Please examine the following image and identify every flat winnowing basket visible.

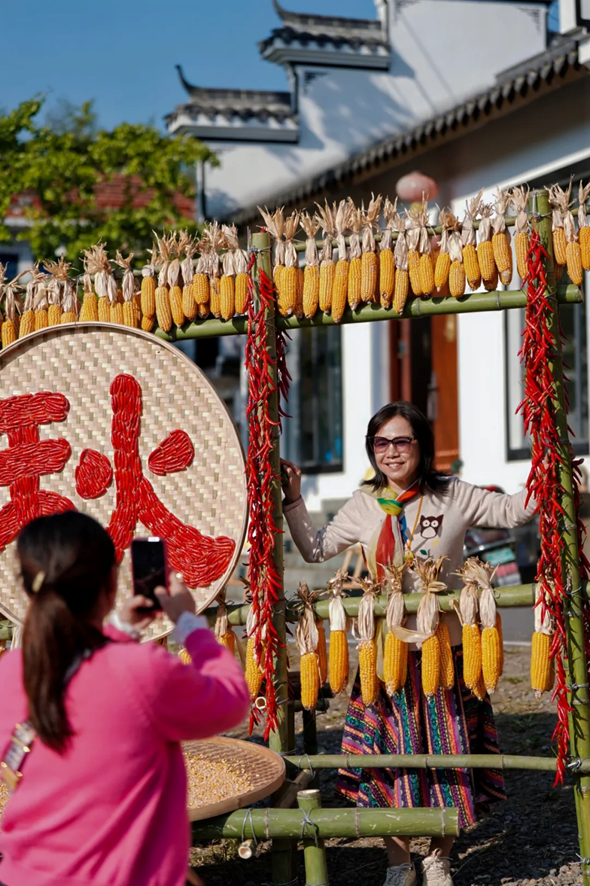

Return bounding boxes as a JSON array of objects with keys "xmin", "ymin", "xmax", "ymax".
[
  {"xmin": 183, "ymin": 737, "xmax": 286, "ymax": 822},
  {"xmin": 0, "ymin": 323, "xmax": 248, "ymax": 641}
]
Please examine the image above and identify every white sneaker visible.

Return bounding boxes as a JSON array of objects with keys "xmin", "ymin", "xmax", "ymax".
[
  {"xmin": 422, "ymin": 849, "xmax": 453, "ymax": 886},
  {"xmin": 383, "ymin": 862, "xmax": 416, "ymax": 886}
]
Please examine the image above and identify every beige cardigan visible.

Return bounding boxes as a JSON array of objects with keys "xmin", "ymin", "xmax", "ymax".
[{"xmin": 284, "ymin": 478, "xmax": 536, "ymax": 646}]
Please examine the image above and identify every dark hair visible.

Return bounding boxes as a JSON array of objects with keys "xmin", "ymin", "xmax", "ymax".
[
  {"xmin": 17, "ymin": 511, "xmax": 116, "ymax": 753},
  {"xmin": 363, "ymin": 401, "xmax": 450, "ymax": 495}
]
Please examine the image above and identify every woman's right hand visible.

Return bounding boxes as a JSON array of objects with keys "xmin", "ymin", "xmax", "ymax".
[
  {"xmin": 155, "ymin": 573, "xmax": 196, "ymax": 624},
  {"xmin": 281, "ymin": 459, "xmax": 302, "ymax": 505}
]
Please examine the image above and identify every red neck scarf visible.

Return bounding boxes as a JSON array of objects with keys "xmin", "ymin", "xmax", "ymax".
[{"xmin": 373, "ymin": 482, "xmax": 421, "ymax": 581}]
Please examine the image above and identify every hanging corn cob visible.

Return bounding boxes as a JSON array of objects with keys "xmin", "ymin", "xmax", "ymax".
[
  {"xmin": 45, "ymin": 258, "xmax": 76, "ymax": 325},
  {"xmin": 393, "ymin": 211, "xmax": 410, "ymax": 313},
  {"xmin": 448, "ymin": 216, "xmax": 466, "ymax": 298},
  {"xmin": 461, "ymin": 192, "xmax": 482, "ymax": 291},
  {"xmin": 360, "ymin": 194, "xmax": 382, "ymax": 303},
  {"xmin": 578, "ymin": 181, "xmax": 590, "ymax": 272},
  {"xmin": 19, "ymin": 267, "xmax": 38, "ymax": 338},
  {"xmin": 326, "ymin": 568, "xmax": 350, "ymax": 695},
  {"xmin": 214, "ymin": 587, "xmax": 238, "ymax": 657},
  {"xmin": 259, "ymin": 206, "xmax": 287, "ymax": 311},
  {"xmin": 435, "ymin": 210, "xmax": 453, "ymax": 293},
  {"xmin": 233, "ymin": 238, "xmax": 250, "ymax": 316},
  {"xmin": 79, "ymin": 271, "xmax": 97, "ymax": 323},
  {"xmin": 562, "ymin": 186, "xmax": 583, "ymax": 285},
  {"xmin": 546, "ymin": 183, "xmax": 569, "ymax": 268},
  {"xmin": 406, "ymin": 207, "xmax": 422, "ymax": 297},
  {"xmin": 296, "ymin": 581, "xmax": 321, "ymax": 711},
  {"xmin": 167, "ymin": 234, "xmax": 184, "ymax": 326},
  {"xmin": 281, "ymin": 211, "xmax": 300, "ymax": 318},
  {"xmin": 193, "ymin": 236, "xmax": 211, "ymax": 319},
  {"xmin": 154, "ymin": 235, "xmax": 173, "ymax": 331},
  {"xmin": 300, "ymin": 213, "xmax": 321, "ymax": 318},
  {"xmin": 332, "ymin": 200, "xmax": 350, "ymax": 324},
  {"xmin": 33, "ymin": 270, "xmax": 49, "ymax": 330},
  {"xmin": 492, "ymin": 189, "xmax": 513, "ymax": 286},
  {"xmin": 180, "ymin": 233, "xmax": 198, "ymax": 322},
  {"xmin": 414, "ymin": 556, "xmax": 447, "ymax": 698},
  {"xmin": 244, "ymin": 602, "xmax": 264, "ymax": 702},
  {"xmin": 357, "ymin": 576, "xmax": 381, "ymax": 706},
  {"xmin": 531, "ymin": 583, "xmax": 555, "ymax": 698},
  {"xmin": 1, "ymin": 271, "xmax": 22, "ymax": 347},
  {"xmin": 454, "ymin": 558, "xmax": 483, "ymax": 694},
  {"xmin": 474, "ymin": 559, "xmax": 502, "ymax": 693},
  {"xmin": 411, "ymin": 202, "xmax": 435, "ymax": 297},
  {"xmin": 139, "ymin": 245, "xmax": 157, "ymax": 331},
  {"xmin": 207, "ymin": 223, "xmax": 224, "ymax": 319},
  {"xmin": 316, "ymin": 202, "xmax": 336, "ymax": 313},
  {"xmin": 379, "ymin": 198, "xmax": 396, "ymax": 309},
  {"xmin": 219, "ymin": 226, "xmax": 237, "ymax": 321},
  {"xmin": 477, "ymin": 204, "xmax": 498, "ymax": 291},
  {"xmin": 60, "ymin": 272, "xmax": 78, "ymax": 324},
  {"xmin": 511, "ymin": 186, "xmax": 530, "ymax": 281},
  {"xmin": 347, "ymin": 200, "xmax": 363, "ymax": 310},
  {"xmin": 382, "ymin": 563, "xmax": 408, "ymax": 696},
  {"xmin": 114, "ymin": 252, "xmax": 138, "ymax": 328},
  {"xmin": 45, "ymin": 261, "xmax": 63, "ymax": 326}
]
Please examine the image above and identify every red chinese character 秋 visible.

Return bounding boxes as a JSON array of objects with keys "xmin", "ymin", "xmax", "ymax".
[{"xmin": 0, "ymin": 375, "xmax": 236, "ymax": 588}]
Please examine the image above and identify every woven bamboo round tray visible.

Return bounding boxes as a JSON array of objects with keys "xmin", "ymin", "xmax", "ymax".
[
  {"xmin": 0, "ymin": 323, "xmax": 247, "ymax": 641},
  {"xmin": 183, "ymin": 737, "xmax": 286, "ymax": 822}
]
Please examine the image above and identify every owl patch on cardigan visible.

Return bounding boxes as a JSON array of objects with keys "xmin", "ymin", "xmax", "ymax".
[{"xmin": 417, "ymin": 514, "xmax": 444, "ymax": 541}]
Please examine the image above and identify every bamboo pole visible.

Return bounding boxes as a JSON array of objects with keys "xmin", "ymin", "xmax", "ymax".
[
  {"xmin": 533, "ymin": 190, "xmax": 590, "ymax": 878},
  {"xmin": 284, "ymin": 753, "xmax": 590, "ymax": 774},
  {"xmin": 298, "ymin": 790, "xmax": 329, "ymax": 886},
  {"xmin": 191, "ymin": 807, "xmax": 459, "ymax": 841},
  {"xmin": 155, "ymin": 286, "xmax": 581, "ymax": 342}
]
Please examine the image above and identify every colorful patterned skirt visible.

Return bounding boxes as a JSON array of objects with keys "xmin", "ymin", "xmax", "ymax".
[{"xmin": 335, "ymin": 647, "xmax": 505, "ymax": 830}]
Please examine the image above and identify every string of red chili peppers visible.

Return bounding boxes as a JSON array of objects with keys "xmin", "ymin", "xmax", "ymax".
[
  {"xmin": 244, "ymin": 255, "xmax": 289, "ymax": 738},
  {"xmin": 518, "ymin": 229, "xmax": 590, "ymax": 782}
]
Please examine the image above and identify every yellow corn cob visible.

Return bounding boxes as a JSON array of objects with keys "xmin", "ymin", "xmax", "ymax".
[
  {"xmin": 419, "ymin": 254, "xmax": 434, "ymax": 297},
  {"xmin": 1, "ymin": 321, "xmax": 16, "ymax": 348},
  {"xmin": 178, "ymin": 648, "xmax": 191, "ymax": 664},
  {"xmin": 449, "ymin": 261, "xmax": 466, "ymax": 298},
  {"xmin": 235, "ymin": 273, "xmax": 249, "ymax": 314},
  {"xmin": 477, "ymin": 240, "xmax": 496, "ymax": 285},
  {"xmin": 141, "ymin": 314, "xmax": 155, "ymax": 332},
  {"xmin": 408, "ymin": 249, "xmax": 422, "ymax": 296},
  {"xmin": 434, "ymin": 252, "xmax": 451, "ymax": 291},
  {"xmin": 210, "ymin": 278, "xmax": 221, "ymax": 318},
  {"xmin": 566, "ymin": 241, "xmax": 583, "ymax": 286},
  {"xmin": 580, "ymin": 226, "xmax": 590, "ymax": 271},
  {"xmin": 514, "ymin": 232, "xmax": 529, "ymax": 281},
  {"xmin": 61, "ymin": 311, "xmax": 77, "ymax": 324},
  {"xmin": 383, "ymin": 631, "xmax": 408, "ymax": 695},
  {"xmin": 198, "ymin": 302, "xmax": 210, "ymax": 319},
  {"xmin": 316, "ymin": 620, "xmax": 328, "ymax": 685},
  {"xmin": 379, "ymin": 249, "xmax": 395, "ymax": 307},
  {"xmin": 19, "ymin": 311, "xmax": 35, "ymax": 338},
  {"xmin": 245, "ymin": 637, "xmax": 263, "ymax": 701},
  {"xmin": 462, "ymin": 244, "xmax": 481, "ymax": 290},
  {"xmin": 462, "ymin": 624, "xmax": 482, "ymax": 689},
  {"xmin": 472, "ymin": 672, "xmax": 487, "ymax": 701},
  {"xmin": 141, "ymin": 276, "xmax": 156, "ymax": 317},
  {"xmin": 319, "ymin": 262, "xmax": 335, "ymax": 313},
  {"xmin": 348, "ymin": 256, "xmax": 362, "ymax": 309},
  {"xmin": 193, "ymin": 273, "xmax": 210, "ymax": 306},
  {"xmin": 328, "ymin": 630, "xmax": 349, "ymax": 696},
  {"xmin": 483, "ymin": 265, "xmax": 499, "ymax": 291},
  {"xmin": 530, "ymin": 630, "xmax": 554, "ymax": 696},
  {"xmin": 278, "ymin": 266, "xmax": 297, "ymax": 317},
  {"xmin": 358, "ymin": 638, "xmax": 378, "ymax": 705},
  {"xmin": 170, "ymin": 285, "xmax": 184, "ymax": 326},
  {"xmin": 97, "ymin": 297, "xmax": 109, "ymax": 323},
  {"xmin": 300, "ymin": 651, "xmax": 320, "ymax": 711},
  {"xmin": 182, "ymin": 284, "xmax": 197, "ymax": 322},
  {"xmin": 110, "ymin": 303, "xmax": 124, "ymax": 325},
  {"xmin": 80, "ymin": 293, "xmax": 98, "ymax": 322},
  {"xmin": 492, "ymin": 231, "xmax": 513, "ymax": 284},
  {"xmin": 48, "ymin": 305, "xmax": 62, "ymax": 326},
  {"xmin": 361, "ymin": 252, "xmax": 378, "ymax": 303},
  {"xmin": 332, "ymin": 259, "xmax": 349, "ymax": 324},
  {"xmin": 303, "ymin": 265, "xmax": 320, "ymax": 318},
  {"xmin": 218, "ymin": 628, "xmax": 237, "ymax": 656},
  {"xmin": 421, "ymin": 634, "xmax": 441, "ymax": 697},
  {"xmin": 220, "ymin": 275, "xmax": 235, "ymax": 321},
  {"xmin": 296, "ymin": 267, "xmax": 304, "ymax": 317},
  {"xmin": 496, "ymin": 612, "xmax": 504, "ymax": 676},
  {"xmin": 273, "ymin": 263, "xmax": 285, "ymax": 297},
  {"xmin": 35, "ymin": 309, "xmax": 48, "ymax": 330},
  {"xmin": 133, "ymin": 293, "xmax": 142, "ymax": 324},
  {"xmin": 481, "ymin": 625, "xmax": 502, "ymax": 693},
  {"xmin": 155, "ymin": 286, "xmax": 172, "ymax": 331},
  {"xmin": 122, "ymin": 301, "xmax": 136, "ymax": 328},
  {"xmin": 436, "ymin": 622, "xmax": 454, "ymax": 690},
  {"xmin": 393, "ymin": 269, "xmax": 409, "ymax": 314},
  {"xmin": 553, "ymin": 227, "xmax": 568, "ymax": 266}
]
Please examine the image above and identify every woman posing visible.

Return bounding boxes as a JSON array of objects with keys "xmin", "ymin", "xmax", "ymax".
[
  {"xmin": 0, "ymin": 511, "xmax": 250, "ymax": 886},
  {"xmin": 281, "ymin": 402, "xmax": 536, "ymax": 886}
]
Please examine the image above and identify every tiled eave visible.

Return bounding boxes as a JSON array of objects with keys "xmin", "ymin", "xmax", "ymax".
[
  {"xmin": 260, "ymin": 32, "xmax": 390, "ymax": 70},
  {"xmin": 166, "ymin": 106, "xmax": 299, "ymax": 144}
]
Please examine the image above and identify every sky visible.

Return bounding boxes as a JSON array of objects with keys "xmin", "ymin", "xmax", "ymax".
[{"xmin": 1, "ymin": 0, "xmax": 376, "ymax": 131}]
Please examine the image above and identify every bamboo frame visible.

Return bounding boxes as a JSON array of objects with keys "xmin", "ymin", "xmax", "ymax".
[{"xmin": 284, "ymin": 754, "xmax": 590, "ymax": 774}]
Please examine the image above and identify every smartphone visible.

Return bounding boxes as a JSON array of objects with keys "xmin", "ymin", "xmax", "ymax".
[{"xmin": 130, "ymin": 537, "xmax": 168, "ymax": 611}]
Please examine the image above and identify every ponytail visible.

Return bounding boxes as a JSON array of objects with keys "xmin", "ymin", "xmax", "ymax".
[{"xmin": 17, "ymin": 512, "xmax": 116, "ymax": 753}]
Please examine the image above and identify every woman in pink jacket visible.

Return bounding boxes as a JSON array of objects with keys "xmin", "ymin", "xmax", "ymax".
[{"xmin": 0, "ymin": 511, "xmax": 250, "ymax": 886}]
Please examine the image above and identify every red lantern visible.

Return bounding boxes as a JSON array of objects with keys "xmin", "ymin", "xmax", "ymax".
[{"xmin": 396, "ymin": 171, "xmax": 439, "ymax": 203}]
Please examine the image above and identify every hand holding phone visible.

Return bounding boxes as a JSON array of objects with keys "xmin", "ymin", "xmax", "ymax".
[
  {"xmin": 131, "ymin": 537, "xmax": 169, "ymax": 612},
  {"xmin": 154, "ymin": 572, "xmax": 197, "ymax": 624}
]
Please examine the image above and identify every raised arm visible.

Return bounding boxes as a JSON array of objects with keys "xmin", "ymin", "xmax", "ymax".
[
  {"xmin": 283, "ymin": 494, "xmax": 362, "ymax": 563},
  {"xmin": 455, "ymin": 480, "xmax": 536, "ymax": 530}
]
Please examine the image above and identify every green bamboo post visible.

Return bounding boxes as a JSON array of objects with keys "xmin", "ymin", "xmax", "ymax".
[
  {"xmin": 251, "ymin": 230, "xmax": 297, "ymax": 886},
  {"xmin": 284, "ymin": 753, "xmax": 590, "ymax": 773},
  {"xmin": 297, "ymin": 790, "xmax": 329, "ymax": 886},
  {"xmin": 533, "ymin": 190, "xmax": 590, "ymax": 875}
]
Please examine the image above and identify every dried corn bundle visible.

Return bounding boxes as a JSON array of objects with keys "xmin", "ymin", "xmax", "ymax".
[
  {"xmin": 214, "ymin": 588, "xmax": 238, "ymax": 657},
  {"xmin": 448, "ymin": 219, "xmax": 465, "ymax": 298},
  {"xmin": 296, "ymin": 266, "xmax": 304, "ymax": 319},
  {"xmin": 546, "ymin": 183, "xmax": 570, "ymax": 268},
  {"xmin": 193, "ymin": 237, "xmax": 211, "ymax": 315},
  {"xmin": 435, "ymin": 210, "xmax": 453, "ymax": 293},
  {"xmin": 167, "ymin": 235, "xmax": 184, "ymax": 326},
  {"xmin": 259, "ymin": 206, "xmax": 287, "ymax": 311},
  {"xmin": 19, "ymin": 267, "xmax": 38, "ymax": 338},
  {"xmin": 454, "ymin": 558, "xmax": 483, "ymax": 693},
  {"xmin": 409, "ymin": 202, "xmax": 434, "ymax": 297},
  {"xmin": 471, "ymin": 559, "xmax": 502, "ymax": 693},
  {"xmin": 180, "ymin": 233, "xmax": 198, "ymax": 322},
  {"xmin": 382, "ymin": 563, "xmax": 408, "ymax": 696},
  {"xmin": 60, "ymin": 276, "xmax": 78, "ymax": 324},
  {"xmin": 244, "ymin": 604, "xmax": 264, "ymax": 702},
  {"xmin": 360, "ymin": 194, "xmax": 382, "ymax": 303},
  {"xmin": 300, "ymin": 213, "xmax": 321, "ymax": 318},
  {"xmin": 296, "ymin": 581, "xmax": 321, "ymax": 711},
  {"xmin": 234, "ymin": 240, "xmax": 250, "ymax": 315},
  {"xmin": 207, "ymin": 223, "xmax": 224, "ymax": 319},
  {"xmin": 406, "ymin": 207, "xmax": 422, "ymax": 297},
  {"xmin": 492, "ymin": 189, "xmax": 513, "ymax": 286},
  {"xmin": 477, "ymin": 204, "xmax": 497, "ymax": 290},
  {"xmin": 393, "ymin": 211, "xmax": 410, "ymax": 313},
  {"xmin": 316, "ymin": 202, "xmax": 336, "ymax": 313},
  {"xmin": 436, "ymin": 621, "xmax": 454, "ymax": 689},
  {"xmin": 511, "ymin": 186, "xmax": 530, "ymax": 281},
  {"xmin": 220, "ymin": 232, "xmax": 236, "ymax": 322},
  {"xmin": 139, "ymin": 245, "xmax": 157, "ymax": 330},
  {"xmin": 563, "ymin": 185, "xmax": 583, "ymax": 285},
  {"xmin": 45, "ymin": 258, "xmax": 77, "ymax": 324},
  {"xmin": 578, "ymin": 182, "xmax": 590, "ymax": 271},
  {"xmin": 33, "ymin": 271, "xmax": 49, "ymax": 330},
  {"xmin": 80, "ymin": 245, "xmax": 101, "ymax": 322},
  {"xmin": 154, "ymin": 235, "xmax": 173, "ymax": 331},
  {"xmin": 1, "ymin": 269, "xmax": 22, "ymax": 347},
  {"xmin": 114, "ymin": 252, "xmax": 138, "ymax": 328},
  {"xmin": 86, "ymin": 244, "xmax": 115, "ymax": 324},
  {"xmin": 326, "ymin": 568, "xmax": 350, "ymax": 696},
  {"xmin": 379, "ymin": 198, "xmax": 396, "ymax": 308},
  {"xmin": 461, "ymin": 192, "xmax": 482, "ymax": 291},
  {"xmin": 414, "ymin": 556, "xmax": 447, "ymax": 698},
  {"xmin": 357, "ymin": 576, "xmax": 381, "ymax": 706},
  {"xmin": 281, "ymin": 211, "xmax": 300, "ymax": 317},
  {"xmin": 332, "ymin": 200, "xmax": 350, "ymax": 324},
  {"xmin": 347, "ymin": 200, "xmax": 363, "ymax": 310},
  {"xmin": 531, "ymin": 583, "xmax": 555, "ymax": 698}
]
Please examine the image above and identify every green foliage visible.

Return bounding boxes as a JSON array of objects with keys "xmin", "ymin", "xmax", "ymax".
[{"xmin": 0, "ymin": 97, "xmax": 216, "ymax": 265}]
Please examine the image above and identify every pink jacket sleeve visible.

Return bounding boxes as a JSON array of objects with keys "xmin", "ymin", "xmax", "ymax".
[{"xmin": 137, "ymin": 628, "xmax": 250, "ymax": 743}]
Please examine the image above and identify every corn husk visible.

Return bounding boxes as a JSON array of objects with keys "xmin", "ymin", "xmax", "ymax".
[
  {"xmin": 357, "ymin": 576, "xmax": 381, "ymax": 644},
  {"xmin": 347, "ymin": 199, "xmax": 363, "ymax": 309},
  {"xmin": 393, "ymin": 211, "xmax": 408, "ymax": 272},
  {"xmin": 295, "ymin": 581, "xmax": 320, "ymax": 656},
  {"xmin": 454, "ymin": 558, "xmax": 482, "ymax": 628},
  {"xmin": 511, "ymin": 185, "xmax": 530, "ymax": 236},
  {"xmin": 546, "ymin": 181, "xmax": 575, "ymax": 241},
  {"xmin": 578, "ymin": 181, "xmax": 590, "ymax": 229},
  {"xmin": 383, "ymin": 562, "xmax": 406, "ymax": 634},
  {"xmin": 413, "ymin": 556, "xmax": 448, "ymax": 645},
  {"xmin": 301, "ymin": 213, "xmax": 320, "ymax": 268},
  {"xmin": 326, "ymin": 567, "xmax": 351, "ymax": 633},
  {"xmin": 45, "ymin": 257, "xmax": 77, "ymax": 318},
  {"xmin": 259, "ymin": 206, "xmax": 286, "ymax": 276}
]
